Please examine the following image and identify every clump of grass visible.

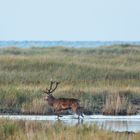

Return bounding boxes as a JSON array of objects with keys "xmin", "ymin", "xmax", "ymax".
[
  {"xmin": 102, "ymin": 93, "xmax": 137, "ymax": 115},
  {"xmin": 21, "ymin": 99, "xmax": 51, "ymax": 115},
  {"xmin": 0, "ymin": 120, "xmax": 20, "ymax": 140},
  {"xmin": 0, "ymin": 86, "xmax": 42, "ymax": 114}
]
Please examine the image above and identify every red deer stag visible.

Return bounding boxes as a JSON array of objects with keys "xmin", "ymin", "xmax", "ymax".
[{"xmin": 43, "ymin": 81, "xmax": 84, "ymax": 119}]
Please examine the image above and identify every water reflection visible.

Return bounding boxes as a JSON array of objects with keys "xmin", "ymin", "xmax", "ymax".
[
  {"xmin": 97, "ymin": 121, "xmax": 140, "ymax": 132},
  {"xmin": 0, "ymin": 115, "xmax": 140, "ymax": 132}
]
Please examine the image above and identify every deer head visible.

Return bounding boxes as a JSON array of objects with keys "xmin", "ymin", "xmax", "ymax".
[{"xmin": 43, "ymin": 80, "xmax": 60, "ymax": 101}]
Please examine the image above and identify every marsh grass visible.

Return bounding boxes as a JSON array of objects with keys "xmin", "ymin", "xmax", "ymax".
[
  {"xmin": 0, "ymin": 45, "xmax": 140, "ymax": 115},
  {"xmin": 0, "ymin": 119, "xmax": 139, "ymax": 140},
  {"xmin": 102, "ymin": 93, "xmax": 137, "ymax": 115}
]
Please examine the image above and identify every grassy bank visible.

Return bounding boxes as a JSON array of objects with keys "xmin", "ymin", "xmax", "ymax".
[
  {"xmin": 0, "ymin": 119, "xmax": 139, "ymax": 140},
  {"xmin": 0, "ymin": 45, "xmax": 140, "ymax": 115}
]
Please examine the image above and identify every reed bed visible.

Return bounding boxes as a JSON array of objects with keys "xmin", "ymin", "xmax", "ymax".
[{"xmin": 0, "ymin": 45, "xmax": 140, "ymax": 115}]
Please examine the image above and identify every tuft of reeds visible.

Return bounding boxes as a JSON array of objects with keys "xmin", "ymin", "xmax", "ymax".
[{"xmin": 102, "ymin": 93, "xmax": 137, "ymax": 115}]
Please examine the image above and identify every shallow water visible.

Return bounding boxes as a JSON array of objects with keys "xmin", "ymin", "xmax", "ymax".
[{"xmin": 0, "ymin": 115, "xmax": 140, "ymax": 133}]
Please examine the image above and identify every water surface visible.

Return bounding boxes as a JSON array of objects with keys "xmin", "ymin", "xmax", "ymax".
[
  {"xmin": 0, "ymin": 115, "xmax": 140, "ymax": 133},
  {"xmin": 1, "ymin": 41, "xmax": 140, "ymax": 48}
]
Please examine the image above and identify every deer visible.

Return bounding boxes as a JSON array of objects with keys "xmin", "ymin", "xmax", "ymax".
[{"xmin": 43, "ymin": 80, "xmax": 84, "ymax": 119}]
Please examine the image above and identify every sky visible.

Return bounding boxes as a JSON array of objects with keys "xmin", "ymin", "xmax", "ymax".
[{"xmin": 0, "ymin": 0, "xmax": 140, "ymax": 41}]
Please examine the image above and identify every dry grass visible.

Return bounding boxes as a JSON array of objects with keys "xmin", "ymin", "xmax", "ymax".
[
  {"xmin": 0, "ymin": 45, "xmax": 140, "ymax": 115},
  {"xmin": 0, "ymin": 119, "xmax": 139, "ymax": 140},
  {"xmin": 102, "ymin": 93, "xmax": 137, "ymax": 115}
]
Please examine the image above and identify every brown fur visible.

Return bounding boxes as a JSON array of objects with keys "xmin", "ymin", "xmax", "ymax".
[{"xmin": 43, "ymin": 81, "xmax": 83, "ymax": 118}]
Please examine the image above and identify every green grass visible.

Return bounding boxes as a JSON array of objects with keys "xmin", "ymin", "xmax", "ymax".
[
  {"xmin": 0, "ymin": 45, "xmax": 140, "ymax": 115},
  {"xmin": 0, "ymin": 119, "xmax": 139, "ymax": 140}
]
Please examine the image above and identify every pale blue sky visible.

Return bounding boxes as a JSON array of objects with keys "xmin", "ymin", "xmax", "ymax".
[{"xmin": 0, "ymin": 0, "xmax": 140, "ymax": 41}]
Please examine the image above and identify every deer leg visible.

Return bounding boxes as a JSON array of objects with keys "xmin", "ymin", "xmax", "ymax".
[
  {"xmin": 55, "ymin": 110, "xmax": 62, "ymax": 118},
  {"xmin": 76, "ymin": 107, "xmax": 84, "ymax": 119},
  {"xmin": 79, "ymin": 107, "xmax": 84, "ymax": 117},
  {"xmin": 71, "ymin": 106, "xmax": 80, "ymax": 119},
  {"xmin": 76, "ymin": 108, "xmax": 80, "ymax": 119},
  {"xmin": 53, "ymin": 109, "xmax": 56, "ymax": 113}
]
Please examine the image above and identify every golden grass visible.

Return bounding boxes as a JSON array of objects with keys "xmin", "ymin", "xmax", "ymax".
[
  {"xmin": 0, "ymin": 119, "xmax": 139, "ymax": 140},
  {"xmin": 0, "ymin": 46, "xmax": 140, "ymax": 115}
]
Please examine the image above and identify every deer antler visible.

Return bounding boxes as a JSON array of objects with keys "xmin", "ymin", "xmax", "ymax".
[
  {"xmin": 49, "ymin": 81, "xmax": 60, "ymax": 93},
  {"xmin": 43, "ymin": 80, "xmax": 60, "ymax": 94},
  {"xmin": 48, "ymin": 80, "xmax": 55, "ymax": 90}
]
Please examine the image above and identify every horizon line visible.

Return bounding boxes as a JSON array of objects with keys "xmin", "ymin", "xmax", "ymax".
[{"xmin": 0, "ymin": 40, "xmax": 140, "ymax": 42}]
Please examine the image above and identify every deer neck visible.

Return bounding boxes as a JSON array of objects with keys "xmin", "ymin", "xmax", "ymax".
[{"xmin": 47, "ymin": 95, "xmax": 55, "ymax": 106}]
